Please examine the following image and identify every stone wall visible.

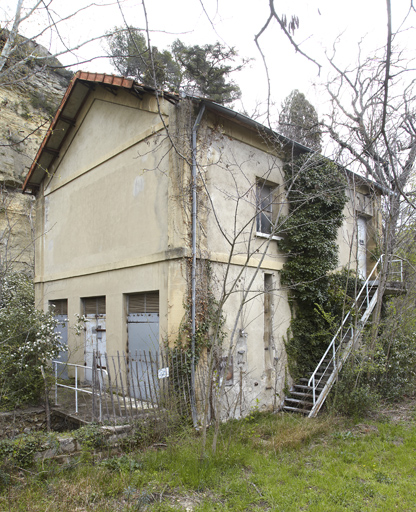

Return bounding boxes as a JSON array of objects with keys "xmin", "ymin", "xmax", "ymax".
[{"xmin": 0, "ymin": 407, "xmax": 47, "ymax": 439}]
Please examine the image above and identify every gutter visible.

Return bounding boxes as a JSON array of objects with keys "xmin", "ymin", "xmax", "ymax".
[{"xmin": 190, "ymin": 102, "xmax": 206, "ymax": 428}]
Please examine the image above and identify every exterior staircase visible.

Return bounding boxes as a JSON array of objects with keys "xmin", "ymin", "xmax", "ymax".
[{"xmin": 283, "ymin": 256, "xmax": 404, "ymax": 418}]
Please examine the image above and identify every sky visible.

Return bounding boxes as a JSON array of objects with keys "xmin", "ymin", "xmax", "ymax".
[{"xmin": 2, "ymin": 0, "xmax": 415, "ymax": 123}]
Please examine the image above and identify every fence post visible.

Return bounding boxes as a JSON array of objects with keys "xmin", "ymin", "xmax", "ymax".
[
  {"xmin": 54, "ymin": 361, "xmax": 58, "ymax": 406},
  {"xmin": 75, "ymin": 365, "xmax": 78, "ymax": 414},
  {"xmin": 92, "ymin": 351, "xmax": 96, "ymax": 422}
]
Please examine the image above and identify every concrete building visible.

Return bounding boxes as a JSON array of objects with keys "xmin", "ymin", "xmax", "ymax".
[{"xmin": 23, "ymin": 72, "xmax": 381, "ymax": 415}]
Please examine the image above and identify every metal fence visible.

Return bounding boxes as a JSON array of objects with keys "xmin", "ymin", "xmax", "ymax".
[{"xmin": 53, "ymin": 349, "xmax": 205, "ymax": 425}]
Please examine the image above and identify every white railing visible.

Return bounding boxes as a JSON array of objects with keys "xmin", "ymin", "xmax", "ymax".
[
  {"xmin": 53, "ymin": 360, "xmax": 108, "ymax": 422},
  {"xmin": 307, "ymin": 255, "xmax": 403, "ymax": 417}
]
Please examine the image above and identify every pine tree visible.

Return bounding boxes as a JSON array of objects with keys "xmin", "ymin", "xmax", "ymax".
[
  {"xmin": 106, "ymin": 29, "xmax": 245, "ymax": 105},
  {"xmin": 106, "ymin": 27, "xmax": 180, "ymax": 91},
  {"xmin": 278, "ymin": 90, "xmax": 322, "ymax": 151}
]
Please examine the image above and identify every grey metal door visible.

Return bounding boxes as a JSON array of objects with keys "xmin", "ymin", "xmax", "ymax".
[
  {"xmin": 127, "ymin": 292, "xmax": 159, "ymax": 401},
  {"xmin": 50, "ymin": 300, "xmax": 69, "ymax": 379},
  {"xmin": 83, "ymin": 296, "xmax": 106, "ymax": 383},
  {"xmin": 55, "ymin": 315, "xmax": 69, "ymax": 379}
]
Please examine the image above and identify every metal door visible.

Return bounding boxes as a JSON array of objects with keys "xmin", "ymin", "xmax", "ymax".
[
  {"xmin": 83, "ymin": 296, "xmax": 106, "ymax": 383},
  {"xmin": 357, "ymin": 217, "xmax": 367, "ymax": 280},
  {"xmin": 50, "ymin": 300, "xmax": 69, "ymax": 379},
  {"xmin": 55, "ymin": 315, "xmax": 69, "ymax": 379},
  {"xmin": 127, "ymin": 292, "xmax": 159, "ymax": 401}
]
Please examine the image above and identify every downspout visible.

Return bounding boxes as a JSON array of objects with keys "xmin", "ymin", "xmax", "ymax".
[{"xmin": 191, "ymin": 102, "xmax": 206, "ymax": 428}]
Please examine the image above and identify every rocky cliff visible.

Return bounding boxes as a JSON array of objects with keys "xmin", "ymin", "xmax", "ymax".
[{"xmin": 0, "ymin": 41, "xmax": 72, "ymax": 273}]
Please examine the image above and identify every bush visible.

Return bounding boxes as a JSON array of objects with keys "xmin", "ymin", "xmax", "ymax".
[
  {"xmin": 329, "ymin": 370, "xmax": 379, "ymax": 418},
  {"xmin": 0, "ymin": 272, "xmax": 63, "ymax": 410},
  {"xmin": 0, "ymin": 432, "xmax": 58, "ymax": 468},
  {"xmin": 376, "ymin": 331, "xmax": 416, "ymax": 400}
]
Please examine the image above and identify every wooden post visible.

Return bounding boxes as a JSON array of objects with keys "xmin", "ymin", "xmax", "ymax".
[{"xmin": 40, "ymin": 365, "xmax": 51, "ymax": 432}]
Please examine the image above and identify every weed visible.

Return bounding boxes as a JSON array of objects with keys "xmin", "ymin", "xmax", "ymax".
[
  {"xmin": 74, "ymin": 423, "xmax": 105, "ymax": 450},
  {"xmin": 0, "ymin": 409, "xmax": 416, "ymax": 511},
  {"xmin": 0, "ymin": 432, "xmax": 58, "ymax": 468},
  {"xmin": 100, "ymin": 454, "xmax": 143, "ymax": 473}
]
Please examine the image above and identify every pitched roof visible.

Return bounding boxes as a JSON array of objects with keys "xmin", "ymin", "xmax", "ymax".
[
  {"xmin": 22, "ymin": 71, "xmax": 179, "ymax": 192},
  {"xmin": 23, "ymin": 71, "xmax": 383, "ymax": 194}
]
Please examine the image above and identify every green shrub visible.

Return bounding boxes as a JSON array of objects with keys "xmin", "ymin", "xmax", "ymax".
[
  {"xmin": 0, "ymin": 272, "xmax": 62, "ymax": 410},
  {"xmin": 74, "ymin": 424, "xmax": 106, "ymax": 450},
  {"xmin": 0, "ymin": 432, "xmax": 58, "ymax": 468}
]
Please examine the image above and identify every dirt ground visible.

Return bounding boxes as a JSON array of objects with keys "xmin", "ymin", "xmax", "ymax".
[{"xmin": 369, "ymin": 395, "xmax": 416, "ymax": 423}]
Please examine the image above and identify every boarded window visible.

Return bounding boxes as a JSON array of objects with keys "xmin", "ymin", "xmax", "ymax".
[
  {"xmin": 49, "ymin": 299, "xmax": 68, "ymax": 316},
  {"xmin": 128, "ymin": 292, "xmax": 159, "ymax": 314},
  {"xmin": 83, "ymin": 296, "xmax": 106, "ymax": 316}
]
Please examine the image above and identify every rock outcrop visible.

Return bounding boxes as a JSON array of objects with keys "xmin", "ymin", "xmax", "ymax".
[{"xmin": 0, "ymin": 39, "xmax": 71, "ymax": 272}]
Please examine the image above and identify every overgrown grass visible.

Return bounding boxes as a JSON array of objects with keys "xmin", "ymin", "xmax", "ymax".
[{"xmin": 1, "ymin": 409, "xmax": 416, "ymax": 511}]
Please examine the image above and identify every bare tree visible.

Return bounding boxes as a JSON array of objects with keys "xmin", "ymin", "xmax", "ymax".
[
  {"xmin": 0, "ymin": 0, "xmax": 121, "ymax": 86},
  {"xmin": 323, "ymin": 36, "xmax": 416, "ymax": 341}
]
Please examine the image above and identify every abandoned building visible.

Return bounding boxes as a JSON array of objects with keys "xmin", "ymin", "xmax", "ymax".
[{"xmin": 23, "ymin": 72, "xmax": 383, "ymax": 418}]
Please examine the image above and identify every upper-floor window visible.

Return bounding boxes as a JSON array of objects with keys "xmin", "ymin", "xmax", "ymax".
[{"xmin": 256, "ymin": 180, "xmax": 280, "ymax": 238}]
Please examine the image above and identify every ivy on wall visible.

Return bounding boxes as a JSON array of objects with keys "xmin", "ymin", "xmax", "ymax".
[{"xmin": 278, "ymin": 153, "xmax": 351, "ymax": 377}]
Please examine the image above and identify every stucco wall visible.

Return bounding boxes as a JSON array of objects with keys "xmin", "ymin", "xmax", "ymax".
[
  {"xmin": 34, "ymin": 90, "xmax": 188, "ymax": 362},
  {"xmin": 32, "ymin": 90, "xmax": 383, "ymax": 416},
  {"xmin": 336, "ymin": 181, "xmax": 381, "ymax": 276},
  {"xmin": 201, "ymin": 117, "xmax": 287, "ymax": 268}
]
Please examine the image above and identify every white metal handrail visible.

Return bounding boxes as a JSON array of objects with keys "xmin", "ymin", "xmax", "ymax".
[
  {"xmin": 307, "ymin": 255, "xmax": 403, "ymax": 412},
  {"xmin": 53, "ymin": 360, "xmax": 108, "ymax": 422}
]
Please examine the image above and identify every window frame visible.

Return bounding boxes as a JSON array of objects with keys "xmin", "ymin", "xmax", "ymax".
[{"xmin": 255, "ymin": 179, "xmax": 283, "ymax": 241}]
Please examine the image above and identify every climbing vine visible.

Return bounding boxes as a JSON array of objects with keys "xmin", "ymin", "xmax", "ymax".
[
  {"xmin": 278, "ymin": 153, "xmax": 352, "ymax": 377},
  {"xmin": 169, "ymin": 258, "xmax": 226, "ymax": 392}
]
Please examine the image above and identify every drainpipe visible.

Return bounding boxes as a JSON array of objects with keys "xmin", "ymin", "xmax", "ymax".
[{"xmin": 191, "ymin": 102, "xmax": 205, "ymax": 428}]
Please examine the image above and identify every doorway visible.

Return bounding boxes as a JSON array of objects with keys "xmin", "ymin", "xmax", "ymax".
[
  {"xmin": 357, "ymin": 217, "xmax": 367, "ymax": 280},
  {"xmin": 50, "ymin": 299, "xmax": 69, "ymax": 379},
  {"xmin": 127, "ymin": 291, "xmax": 159, "ymax": 401},
  {"xmin": 83, "ymin": 296, "xmax": 106, "ymax": 382}
]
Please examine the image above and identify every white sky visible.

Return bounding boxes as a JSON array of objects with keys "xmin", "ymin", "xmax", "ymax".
[{"xmin": 2, "ymin": 0, "xmax": 415, "ymax": 122}]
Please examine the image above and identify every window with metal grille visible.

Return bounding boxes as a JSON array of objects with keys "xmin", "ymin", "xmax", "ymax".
[
  {"xmin": 83, "ymin": 296, "xmax": 106, "ymax": 316},
  {"xmin": 128, "ymin": 292, "xmax": 159, "ymax": 314},
  {"xmin": 49, "ymin": 299, "xmax": 68, "ymax": 316}
]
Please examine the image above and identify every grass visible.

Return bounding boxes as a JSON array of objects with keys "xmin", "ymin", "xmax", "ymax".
[{"xmin": 1, "ymin": 407, "xmax": 416, "ymax": 511}]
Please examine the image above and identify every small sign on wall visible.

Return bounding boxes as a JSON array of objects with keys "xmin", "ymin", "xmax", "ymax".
[{"xmin": 158, "ymin": 367, "xmax": 169, "ymax": 379}]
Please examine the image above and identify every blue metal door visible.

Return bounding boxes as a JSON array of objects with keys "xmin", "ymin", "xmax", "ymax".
[
  {"xmin": 127, "ymin": 292, "xmax": 159, "ymax": 402},
  {"xmin": 55, "ymin": 314, "xmax": 69, "ymax": 379}
]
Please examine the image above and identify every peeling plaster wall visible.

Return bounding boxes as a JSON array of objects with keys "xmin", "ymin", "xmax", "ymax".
[
  {"xmin": 33, "ymin": 91, "xmax": 383, "ymax": 418},
  {"xmin": 336, "ymin": 181, "xmax": 382, "ymax": 277},
  {"xmin": 34, "ymin": 90, "xmax": 187, "ymax": 364},
  {"xmin": 209, "ymin": 262, "xmax": 291, "ymax": 417},
  {"xmin": 194, "ymin": 114, "xmax": 291, "ymax": 415}
]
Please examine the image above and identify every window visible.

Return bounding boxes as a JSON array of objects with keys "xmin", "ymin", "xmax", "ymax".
[{"xmin": 256, "ymin": 180, "xmax": 280, "ymax": 238}]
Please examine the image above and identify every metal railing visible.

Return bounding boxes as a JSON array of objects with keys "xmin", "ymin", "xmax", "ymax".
[
  {"xmin": 307, "ymin": 255, "xmax": 403, "ymax": 417},
  {"xmin": 53, "ymin": 360, "xmax": 108, "ymax": 422},
  {"xmin": 51, "ymin": 349, "xmax": 201, "ymax": 424}
]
